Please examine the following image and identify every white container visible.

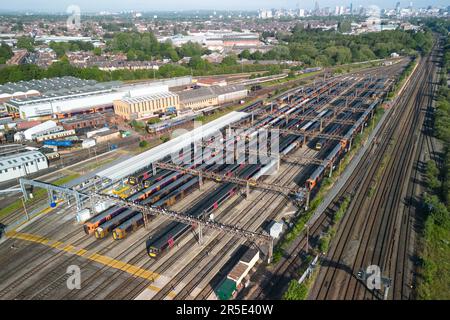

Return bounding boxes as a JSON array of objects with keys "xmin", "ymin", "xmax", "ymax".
[
  {"xmin": 76, "ymin": 209, "xmax": 92, "ymax": 223},
  {"xmin": 94, "ymin": 201, "xmax": 113, "ymax": 214},
  {"xmin": 82, "ymin": 139, "xmax": 96, "ymax": 149},
  {"xmin": 86, "ymin": 127, "xmax": 109, "ymax": 139},
  {"xmin": 269, "ymin": 222, "xmax": 284, "ymax": 239}
]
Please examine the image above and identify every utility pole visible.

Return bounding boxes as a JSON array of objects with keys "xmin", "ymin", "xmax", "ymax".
[
  {"xmin": 21, "ymin": 196, "xmax": 29, "ymax": 221},
  {"xmin": 305, "ymin": 224, "xmax": 310, "ymax": 253}
]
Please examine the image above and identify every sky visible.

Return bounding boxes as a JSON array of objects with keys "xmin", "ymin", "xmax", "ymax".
[{"xmin": 0, "ymin": 0, "xmax": 448, "ymax": 12}]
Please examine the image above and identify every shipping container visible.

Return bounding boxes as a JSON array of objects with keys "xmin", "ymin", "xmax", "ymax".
[{"xmin": 82, "ymin": 139, "xmax": 96, "ymax": 149}]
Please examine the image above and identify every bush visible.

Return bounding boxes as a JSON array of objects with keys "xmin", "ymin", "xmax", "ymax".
[
  {"xmin": 283, "ymin": 280, "xmax": 308, "ymax": 300},
  {"xmin": 139, "ymin": 140, "xmax": 148, "ymax": 148}
]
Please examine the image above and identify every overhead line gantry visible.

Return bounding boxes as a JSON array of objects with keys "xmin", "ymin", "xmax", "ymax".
[
  {"xmin": 196, "ymin": 141, "xmax": 324, "ymax": 166},
  {"xmin": 152, "ymin": 162, "xmax": 306, "ymax": 199},
  {"xmin": 89, "ymin": 192, "xmax": 275, "ymax": 262}
]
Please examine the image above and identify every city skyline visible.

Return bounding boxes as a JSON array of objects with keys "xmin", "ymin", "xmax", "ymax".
[{"xmin": 0, "ymin": 0, "xmax": 448, "ymax": 13}]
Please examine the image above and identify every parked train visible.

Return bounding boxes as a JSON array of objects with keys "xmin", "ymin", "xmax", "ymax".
[
  {"xmin": 306, "ymin": 100, "xmax": 380, "ymax": 191},
  {"xmin": 146, "ymin": 114, "xmax": 197, "ymax": 134},
  {"xmin": 146, "ymin": 164, "xmax": 260, "ymax": 258}
]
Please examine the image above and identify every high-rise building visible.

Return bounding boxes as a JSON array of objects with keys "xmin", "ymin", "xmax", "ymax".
[{"xmin": 314, "ymin": 1, "xmax": 320, "ymax": 14}]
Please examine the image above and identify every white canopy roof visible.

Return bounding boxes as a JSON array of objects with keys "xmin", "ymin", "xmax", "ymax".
[{"xmin": 97, "ymin": 111, "xmax": 248, "ymax": 181}]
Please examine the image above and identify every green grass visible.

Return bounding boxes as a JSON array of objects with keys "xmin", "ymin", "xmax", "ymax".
[
  {"xmin": 416, "ymin": 40, "xmax": 450, "ymax": 299},
  {"xmin": 283, "ymin": 280, "xmax": 309, "ymax": 300},
  {"xmin": 83, "ymin": 158, "xmax": 117, "ymax": 171},
  {"xmin": 417, "ymin": 213, "xmax": 450, "ymax": 299},
  {"xmin": 282, "ymin": 255, "xmax": 319, "ymax": 300}
]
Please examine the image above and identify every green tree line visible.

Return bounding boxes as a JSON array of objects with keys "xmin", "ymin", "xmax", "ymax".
[
  {"xmin": 418, "ymin": 31, "xmax": 450, "ymax": 300},
  {"xmin": 243, "ymin": 28, "xmax": 432, "ymax": 67},
  {"xmin": 0, "ymin": 59, "xmax": 285, "ymax": 85}
]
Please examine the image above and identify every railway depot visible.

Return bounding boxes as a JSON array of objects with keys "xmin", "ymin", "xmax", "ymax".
[{"xmin": 0, "ymin": 58, "xmax": 418, "ymax": 300}]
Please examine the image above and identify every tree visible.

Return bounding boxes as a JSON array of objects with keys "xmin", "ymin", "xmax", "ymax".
[
  {"xmin": 221, "ymin": 55, "xmax": 238, "ymax": 66},
  {"xmin": 0, "ymin": 42, "xmax": 13, "ymax": 64},
  {"xmin": 250, "ymin": 51, "xmax": 264, "ymax": 61},
  {"xmin": 178, "ymin": 41, "xmax": 203, "ymax": 58},
  {"xmin": 338, "ymin": 21, "xmax": 352, "ymax": 33},
  {"xmin": 283, "ymin": 280, "xmax": 308, "ymax": 300},
  {"xmin": 188, "ymin": 56, "xmax": 211, "ymax": 70},
  {"xmin": 93, "ymin": 47, "xmax": 102, "ymax": 56},
  {"xmin": 16, "ymin": 36, "xmax": 35, "ymax": 52},
  {"xmin": 239, "ymin": 49, "xmax": 251, "ymax": 60}
]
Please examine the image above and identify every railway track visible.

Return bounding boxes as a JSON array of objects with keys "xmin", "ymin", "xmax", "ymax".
[
  {"xmin": 241, "ymin": 63, "xmax": 407, "ymax": 300},
  {"xmin": 0, "ymin": 62, "xmax": 405, "ymax": 300},
  {"xmin": 170, "ymin": 163, "xmax": 299, "ymax": 300},
  {"xmin": 310, "ymin": 46, "xmax": 439, "ymax": 300},
  {"xmin": 390, "ymin": 43, "xmax": 440, "ymax": 300}
]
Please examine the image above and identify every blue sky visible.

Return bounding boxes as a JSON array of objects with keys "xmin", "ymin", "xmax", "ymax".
[{"xmin": 1, "ymin": 0, "xmax": 448, "ymax": 12}]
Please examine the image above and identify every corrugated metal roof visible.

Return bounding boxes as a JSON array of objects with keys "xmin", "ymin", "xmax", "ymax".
[
  {"xmin": 211, "ymin": 84, "xmax": 247, "ymax": 96},
  {"xmin": 179, "ymin": 85, "xmax": 247, "ymax": 104},
  {"xmin": 119, "ymin": 91, "xmax": 178, "ymax": 105},
  {"xmin": 96, "ymin": 111, "xmax": 249, "ymax": 181},
  {"xmin": 0, "ymin": 150, "xmax": 46, "ymax": 171},
  {"xmin": 23, "ymin": 120, "xmax": 57, "ymax": 140},
  {"xmin": 179, "ymin": 87, "xmax": 216, "ymax": 104}
]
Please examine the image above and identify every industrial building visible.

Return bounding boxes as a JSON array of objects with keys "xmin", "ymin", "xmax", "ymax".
[
  {"xmin": 0, "ymin": 77, "xmax": 99, "ymax": 105},
  {"xmin": 0, "ymin": 150, "xmax": 48, "ymax": 182},
  {"xmin": 93, "ymin": 129, "xmax": 121, "ymax": 143},
  {"xmin": 19, "ymin": 120, "xmax": 59, "ymax": 141},
  {"xmin": 179, "ymin": 85, "xmax": 248, "ymax": 110},
  {"xmin": 2, "ymin": 76, "xmax": 191, "ymax": 120},
  {"xmin": 178, "ymin": 88, "xmax": 218, "ymax": 110},
  {"xmin": 113, "ymin": 92, "xmax": 180, "ymax": 120},
  {"xmin": 60, "ymin": 113, "xmax": 110, "ymax": 131},
  {"xmin": 35, "ymin": 129, "xmax": 76, "ymax": 143}
]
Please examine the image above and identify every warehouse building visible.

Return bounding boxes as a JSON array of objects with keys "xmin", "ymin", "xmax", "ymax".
[
  {"xmin": 213, "ymin": 85, "xmax": 248, "ymax": 104},
  {"xmin": 5, "ymin": 84, "xmax": 168, "ymax": 120},
  {"xmin": 93, "ymin": 129, "xmax": 121, "ymax": 143},
  {"xmin": 19, "ymin": 120, "xmax": 59, "ymax": 141},
  {"xmin": 0, "ymin": 77, "xmax": 98, "ymax": 105},
  {"xmin": 35, "ymin": 129, "xmax": 76, "ymax": 143},
  {"xmin": 179, "ymin": 85, "xmax": 248, "ymax": 110},
  {"xmin": 113, "ymin": 92, "xmax": 180, "ymax": 120},
  {"xmin": 178, "ymin": 87, "xmax": 218, "ymax": 110},
  {"xmin": 2, "ymin": 76, "xmax": 176, "ymax": 120},
  {"xmin": 0, "ymin": 150, "xmax": 48, "ymax": 182}
]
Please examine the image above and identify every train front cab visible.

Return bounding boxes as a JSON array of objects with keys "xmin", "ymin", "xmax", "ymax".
[
  {"xmin": 306, "ymin": 178, "xmax": 317, "ymax": 191},
  {"xmin": 84, "ymin": 223, "xmax": 98, "ymax": 235},
  {"xmin": 112, "ymin": 228, "xmax": 125, "ymax": 240},
  {"xmin": 148, "ymin": 246, "xmax": 159, "ymax": 258},
  {"xmin": 340, "ymin": 138, "xmax": 350, "ymax": 151}
]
